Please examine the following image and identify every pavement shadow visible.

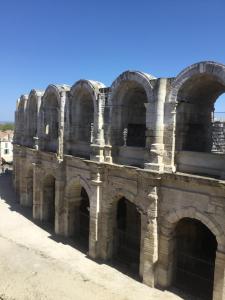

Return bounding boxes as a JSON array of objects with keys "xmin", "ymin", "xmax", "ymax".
[
  {"xmin": 0, "ymin": 170, "xmax": 90, "ymax": 256},
  {"xmin": 0, "ymin": 171, "xmax": 146, "ymax": 280}
]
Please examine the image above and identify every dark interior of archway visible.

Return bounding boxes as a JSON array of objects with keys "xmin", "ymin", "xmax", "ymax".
[
  {"xmin": 173, "ymin": 218, "xmax": 217, "ymax": 299},
  {"xmin": 126, "ymin": 88, "xmax": 146, "ymax": 147},
  {"xmin": 77, "ymin": 187, "xmax": 90, "ymax": 250},
  {"xmin": 117, "ymin": 83, "xmax": 147, "ymax": 147},
  {"xmin": 43, "ymin": 176, "xmax": 55, "ymax": 227},
  {"xmin": 43, "ymin": 95, "xmax": 59, "ymax": 152},
  {"xmin": 27, "ymin": 98, "xmax": 37, "ymax": 147},
  {"xmin": 113, "ymin": 197, "xmax": 141, "ymax": 277},
  {"xmin": 176, "ymin": 74, "xmax": 225, "ymax": 152},
  {"xmin": 78, "ymin": 93, "xmax": 94, "ymax": 143}
]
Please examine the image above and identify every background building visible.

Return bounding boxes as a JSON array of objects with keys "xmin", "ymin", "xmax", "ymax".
[{"xmin": 0, "ymin": 130, "xmax": 13, "ymax": 163}]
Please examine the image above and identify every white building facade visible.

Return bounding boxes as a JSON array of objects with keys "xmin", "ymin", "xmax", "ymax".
[{"xmin": 0, "ymin": 130, "xmax": 13, "ymax": 163}]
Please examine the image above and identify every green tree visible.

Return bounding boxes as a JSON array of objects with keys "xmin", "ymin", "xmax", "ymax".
[{"xmin": 0, "ymin": 123, "xmax": 14, "ymax": 131}]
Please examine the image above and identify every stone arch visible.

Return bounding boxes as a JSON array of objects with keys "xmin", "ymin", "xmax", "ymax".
[
  {"xmin": 109, "ymin": 71, "xmax": 155, "ymax": 152},
  {"xmin": 70, "ymin": 80, "xmax": 105, "ymax": 111},
  {"xmin": 18, "ymin": 94, "xmax": 28, "ymax": 112},
  {"xmin": 107, "ymin": 188, "xmax": 137, "ymax": 207},
  {"xmin": 41, "ymin": 173, "xmax": 56, "ymax": 227},
  {"xmin": 65, "ymin": 175, "xmax": 92, "ymax": 203},
  {"xmin": 64, "ymin": 175, "xmax": 91, "ymax": 250},
  {"xmin": 162, "ymin": 207, "xmax": 225, "ymax": 251},
  {"xmin": 40, "ymin": 84, "xmax": 69, "ymax": 152},
  {"xmin": 102, "ymin": 187, "xmax": 142, "ymax": 277},
  {"xmin": 68, "ymin": 80, "xmax": 105, "ymax": 156},
  {"xmin": 16, "ymin": 94, "xmax": 28, "ymax": 145},
  {"xmin": 168, "ymin": 61, "xmax": 225, "ymax": 104},
  {"xmin": 159, "ymin": 207, "xmax": 225, "ymax": 299},
  {"xmin": 26, "ymin": 89, "xmax": 43, "ymax": 147},
  {"xmin": 110, "ymin": 71, "xmax": 155, "ymax": 103},
  {"xmin": 168, "ymin": 61, "xmax": 225, "ymax": 153}
]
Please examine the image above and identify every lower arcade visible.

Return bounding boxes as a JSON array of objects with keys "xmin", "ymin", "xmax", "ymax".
[{"xmin": 14, "ymin": 146, "xmax": 225, "ymax": 300}]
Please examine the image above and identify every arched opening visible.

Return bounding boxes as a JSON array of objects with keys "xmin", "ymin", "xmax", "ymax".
[
  {"xmin": 42, "ymin": 175, "xmax": 56, "ymax": 228},
  {"xmin": 26, "ymin": 168, "xmax": 33, "ymax": 207},
  {"xmin": 113, "ymin": 197, "xmax": 141, "ymax": 276},
  {"xmin": 172, "ymin": 218, "xmax": 217, "ymax": 299},
  {"xmin": 42, "ymin": 94, "xmax": 59, "ymax": 152},
  {"xmin": 78, "ymin": 188, "xmax": 90, "ymax": 249},
  {"xmin": 176, "ymin": 74, "xmax": 225, "ymax": 153},
  {"xmin": 17, "ymin": 97, "xmax": 27, "ymax": 145},
  {"xmin": 27, "ymin": 95, "xmax": 38, "ymax": 148},
  {"xmin": 78, "ymin": 96, "xmax": 94, "ymax": 143},
  {"xmin": 66, "ymin": 185, "xmax": 90, "ymax": 251},
  {"xmin": 69, "ymin": 89, "xmax": 94, "ymax": 158},
  {"xmin": 112, "ymin": 82, "xmax": 147, "ymax": 148}
]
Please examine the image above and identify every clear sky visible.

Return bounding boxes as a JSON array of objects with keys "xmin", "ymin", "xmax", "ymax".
[{"xmin": 1, "ymin": 0, "xmax": 225, "ymax": 121}]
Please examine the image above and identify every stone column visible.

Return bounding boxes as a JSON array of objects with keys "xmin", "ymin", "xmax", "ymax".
[
  {"xmin": 55, "ymin": 177, "xmax": 66, "ymax": 235},
  {"xmin": 19, "ymin": 152, "xmax": 27, "ymax": 206},
  {"xmin": 103, "ymin": 89, "xmax": 113, "ymax": 163},
  {"xmin": 13, "ymin": 147, "xmax": 20, "ymax": 199},
  {"xmin": 163, "ymin": 101, "xmax": 177, "ymax": 172},
  {"xmin": 63, "ymin": 94, "xmax": 70, "ymax": 154},
  {"xmin": 99, "ymin": 199, "xmax": 116, "ymax": 260},
  {"xmin": 34, "ymin": 92, "xmax": 43, "ymax": 150},
  {"xmin": 88, "ymin": 170, "xmax": 103, "ymax": 259},
  {"xmin": 213, "ymin": 250, "xmax": 225, "ymax": 300},
  {"xmin": 90, "ymin": 91, "xmax": 105, "ymax": 162},
  {"xmin": 141, "ymin": 187, "xmax": 158, "ymax": 287},
  {"xmin": 145, "ymin": 79, "xmax": 167, "ymax": 172},
  {"xmin": 33, "ymin": 161, "xmax": 42, "ymax": 220},
  {"xmin": 57, "ymin": 91, "xmax": 66, "ymax": 160},
  {"xmin": 156, "ymin": 234, "xmax": 175, "ymax": 288}
]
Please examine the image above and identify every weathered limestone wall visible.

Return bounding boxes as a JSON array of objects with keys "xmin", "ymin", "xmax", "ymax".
[
  {"xmin": 13, "ymin": 61, "xmax": 225, "ymax": 300},
  {"xmin": 14, "ymin": 144, "xmax": 225, "ymax": 299}
]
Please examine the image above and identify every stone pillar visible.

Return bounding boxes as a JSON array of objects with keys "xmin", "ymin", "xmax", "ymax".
[
  {"xmin": 103, "ymin": 89, "xmax": 113, "ymax": 163},
  {"xmin": 63, "ymin": 94, "xmax": 70, "ymax": 154},
  {"xmin": 141, "ymin": 187, "xmax": 158, "ymax": 287},
  {"xmin": 13, "ymin": 147, "xmax": 20, "ymax": 199},
  {"xmin": 98, "ymin": 198, "xmax": 115, "ymax": 260},
  {"xmin": 57, "ymin": 91, "xmax": 66, "ymax": 159},
  {"xmin": 213, "ymin": 251, "xmax": 225, "ymax": 300},
  {"xmin": 55, "ymin": 177, "xmax": 66, "ymax": 235},
  {"xmin": 156, "ymin": 234, "xmax": 175, "ymax": 288},
  {"xmin": 19, "ymin": 152, "xmax": 27, "ymax": 206},
  {"xmin": 145, "ymin": 79, "xmax": 167, "ymax": 172},
  {"xmin": 33, "ymin": 92, "xmax": 43, "ymax": 150},
  {"xmin": 91, "ymin": 92, "xmax": 105, "ymax": 162},
  {"xmin": 33, "ymin": 161, "xmax": 42, "ymax": 220},
  {"xmin": 88, "ymin": 170, "xmax": 103, "ymax": 259},
  {"xmin": 163, "ymin": 91, "xmax": 177, "ymax": 173}
]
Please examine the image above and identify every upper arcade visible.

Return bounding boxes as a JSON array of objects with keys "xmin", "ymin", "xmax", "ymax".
[{"xmin": 14, "ymin": 61, "xmax": 225, "ymax": 179}]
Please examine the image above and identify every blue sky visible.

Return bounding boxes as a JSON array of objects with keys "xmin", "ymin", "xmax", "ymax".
[{"xmin": 1, "ymin": 0, "xmax": 225, "ymax": 121}]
